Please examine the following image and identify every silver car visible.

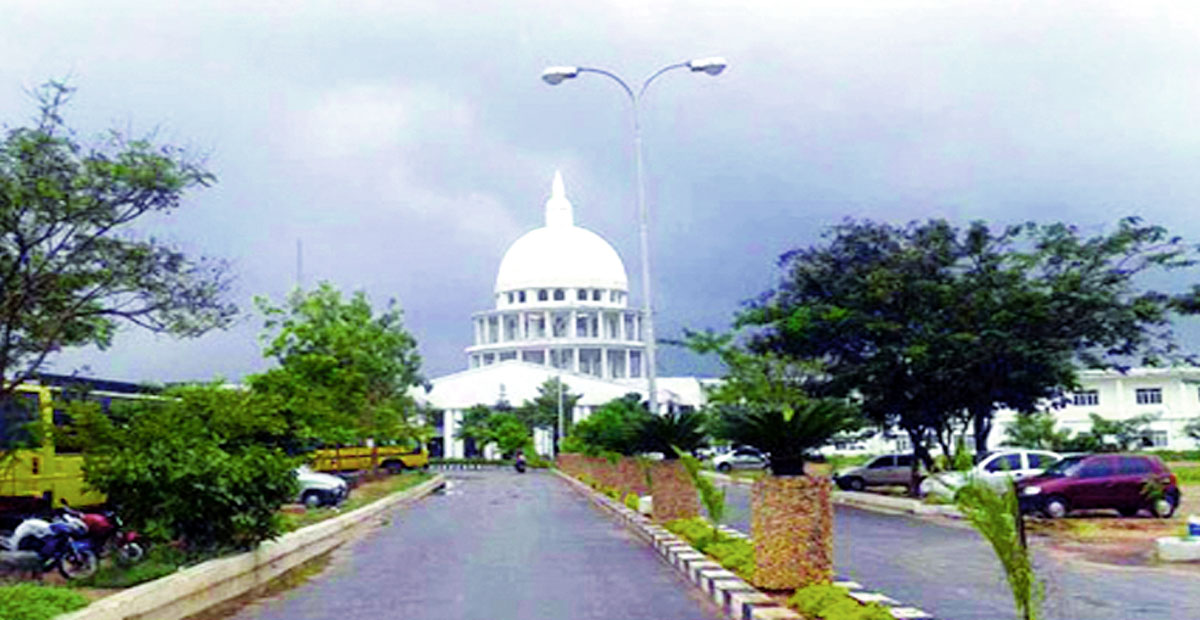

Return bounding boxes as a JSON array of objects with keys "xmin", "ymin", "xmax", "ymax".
[{"xmin": 834, "ymin": 453, "xmax": 922, "ymax": 491}]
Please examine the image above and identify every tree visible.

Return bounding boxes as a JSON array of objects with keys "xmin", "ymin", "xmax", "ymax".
[
  {"xmin": 570, "ymin": 393, "xmax": 651, "ymax": 455},
  {"xmin": 1002, "ymin": 412, "xmax": 1073, "ymax": 451},
  {"xmin": 515, "ymin": 377, "xmax": 581, "ymax": 448},
  {"xmin": 454, "ymin": 405, "xmax": 530, "ymax": 457},
  {"xmin": 249, "ymin": 282, "xmax": 426, "ymax": 454},
  {"xmin": 637, "ymin": 410, "xmax": 708, "ymax": 459},
  {"xmin": 739, "ymin": 217, "xmax": 1200, "ymax": 469},
  {"xmin": 1067, "ymin": 412, "xmax": 1159, "ymax": 452},
  {"xmin": 689, "ymin": 332, "xmax": 862, "ymax": 476},
  {"xmin": 0, "ymin": 82, "xmax": 236, "ymax": 463}
]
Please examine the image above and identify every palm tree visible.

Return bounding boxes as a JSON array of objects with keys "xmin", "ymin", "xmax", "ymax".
[
  {"xmin": 711, "ymin": 400, "xmax": 859, "ymax": 475},
  {"xmin": 637, "ymin": 410, "xmax": 707, "ymax": 458}
]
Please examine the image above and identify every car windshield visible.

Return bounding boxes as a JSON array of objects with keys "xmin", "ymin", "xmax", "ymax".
[{"xmin": 1040, "ymin": 455, "xmax": 1085, "ymax": 476}]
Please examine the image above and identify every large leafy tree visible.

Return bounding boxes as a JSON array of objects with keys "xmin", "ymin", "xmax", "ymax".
[
  {"xmin": 740, "ymin": 218, "xmax": 1200, "ymax": 470},
  {"xmin": 0, "ymin": 83, "xmax": 236, "ymax": 462},
  {"xmin": 249, "ymin": 282, "xmax": 426, "ymax": 451}
]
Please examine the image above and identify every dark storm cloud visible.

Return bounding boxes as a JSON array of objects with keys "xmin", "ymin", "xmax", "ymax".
[{"xmin": 2, "ymin": 1, "xmax": 1199, "ymax": 381}]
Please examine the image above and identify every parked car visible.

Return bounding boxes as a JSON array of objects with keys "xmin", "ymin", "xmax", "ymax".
[
  {"xmin": 711, "ymin": 447, "xmax": 769, "ymax": 473},
  {"xmin": 1016, "ymin": 453, "xmax": 1180, "ymax": 518},
  {"xmin": 295, "ymin": 465, "xmax": 349, "ymax": 508},
  {"xmin": 919, "ymin": 449, "xmax": 1062, "ymax": 499},
  {"xmin": 834, "ymin": 453, "xmax": 923, "ymax": 491}
]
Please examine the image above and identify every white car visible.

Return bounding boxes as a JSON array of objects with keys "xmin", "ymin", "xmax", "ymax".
[
  {"xmin": 711, "ymin": 447, "xmax": 769, "ymax": 473},
  {"xmin": 919, "ymin": 449, "xmax": 1061, "ymax": 499},
  {"xmin": 295, "ymin": 465, "xmax": 349, "ymax": 508}
]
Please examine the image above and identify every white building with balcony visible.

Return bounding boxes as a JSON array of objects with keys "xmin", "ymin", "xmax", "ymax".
[{"xmin": 422, "ymin": 172, "xmax": 709, "ymax": 458}]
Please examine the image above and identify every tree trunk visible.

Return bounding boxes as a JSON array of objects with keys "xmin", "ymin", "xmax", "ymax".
[
  {"xmin": 972, "ymin": 411, "xmax": 992, "ymax": 455},
  {"xmin": 751, "ymin": 475, "xmax": 833, "ymax": 590}
]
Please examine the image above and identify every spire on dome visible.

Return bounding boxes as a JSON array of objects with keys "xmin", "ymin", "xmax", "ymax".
[{"xmin": 544, "ymin": 170, "xmax": 574, "ymax": 227}]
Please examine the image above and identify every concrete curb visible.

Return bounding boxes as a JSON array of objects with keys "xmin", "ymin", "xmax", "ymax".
[
  {"xmin": 58, "ymin": 474, "xmax": 446, "ymax": 620},
  {"xmin": 703, "ymin": 471, "xmax": 964, "ymax": 520},
  {"xmin": 554, "ymin": 469, "xmax": 939, "ymax": 620}
]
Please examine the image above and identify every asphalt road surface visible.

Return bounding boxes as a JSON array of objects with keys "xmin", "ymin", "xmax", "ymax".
[
  {"xmin": 230, "ymin": 470, "xmax": 723, "ymax": 620},
  {"xmin": 719, "ymin": 480, "xmax": 1200, "ymax": 620}
]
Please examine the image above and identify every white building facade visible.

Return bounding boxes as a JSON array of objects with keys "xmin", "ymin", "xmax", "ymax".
[
  {"xmin": 421, "ymin": 173, "xmax": 709, "ymax": 458},
  {"xmin": 826, "ymin": 368, "xmax": 1200, "ymax": 456}
]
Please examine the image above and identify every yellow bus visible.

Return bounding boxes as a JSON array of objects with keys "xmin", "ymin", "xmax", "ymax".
[
  {"xmin": 311, "ymin": 442, "xmax": 429, "ymax": 475},
  {"xmin": 0, "ymin": 375, "xmax": 157, "ymax": 513}
]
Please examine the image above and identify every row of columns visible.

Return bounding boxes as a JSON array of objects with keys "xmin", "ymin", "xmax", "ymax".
[
  {"xmin": 474, "ymin": 309, "xmax": 641, "ymax": 346},
  {"xmin": 471, "ymin": 347, "xmax": 643, "ymax": 380}
]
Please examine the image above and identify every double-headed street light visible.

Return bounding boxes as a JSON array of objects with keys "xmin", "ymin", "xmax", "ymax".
[{"xmin": 540, "ymin": 57, "xmax": 726, "ymax": 416}]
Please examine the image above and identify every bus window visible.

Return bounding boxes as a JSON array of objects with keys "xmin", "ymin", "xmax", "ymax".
[{"xmin": 0, "ymin": 393, "xmax": 40, "ymax": 448}]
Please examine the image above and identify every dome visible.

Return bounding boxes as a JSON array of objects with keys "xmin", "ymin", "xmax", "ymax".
[{"xmin": 494, "ymin": 172, "xmax": 628, "ymax": 294}]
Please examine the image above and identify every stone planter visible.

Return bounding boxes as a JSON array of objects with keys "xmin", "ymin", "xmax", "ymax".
[
  {"xmin": 650, "ymin": 460, "xmax": 699, "ymax": 523},
  {"xmin": 751, "ymin": 475, "xmax": 833, "ymax": 590},
  {"xmin": 618, "ymin": 457, "xmax": 651, "ymax": 496}
]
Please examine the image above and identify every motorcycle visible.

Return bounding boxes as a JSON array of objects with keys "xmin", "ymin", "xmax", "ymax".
[
  {"xmin": 514, "ymin": 452, "xmax": 527, "ymax": 473},
  {"xmin": 0, "ymin": 511, "xmax": 98, "ymax": 579},
  {"xmin": 61, "ymin": 501, "xmax": 146, "ymax": 565}
]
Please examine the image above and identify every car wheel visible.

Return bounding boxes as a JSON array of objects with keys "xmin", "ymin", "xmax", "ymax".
[
  {"xmin": 1042, "ymin": 495, "xmax": 1069, "ymax": 519},
  {"xmin": 1117, "ymin": 506, "xmax": 1140, "ymax": 518},
  {"xmin": 301, "ymin": 491, "xmax": 323, "ymax": 509},
  {"xmin": 384, "ymin": 461, "xmax": 405, "ymax": 475},
  {"xmin": 843, "ymin": 477, "xmax": 865, "ymax": 492},
  {"xmin": 59, "ymin": 547, "xmax": 98, "ymax": 580},
  {"xmin": 717, "ymin": 463, "xmax": 732, "ymax": 474},
  {"xmin": 1150, "ymin": 497, "xmax": 1178, "ymax": 519}
]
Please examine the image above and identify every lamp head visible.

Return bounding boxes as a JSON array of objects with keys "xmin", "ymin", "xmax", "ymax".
[
  {"xmin": 541, "ymin": 66, "xmax": 580, "ymax": 85},
  {"xmin": 688, "ymin": 57, "xmax": 728, "ymax": 76}
]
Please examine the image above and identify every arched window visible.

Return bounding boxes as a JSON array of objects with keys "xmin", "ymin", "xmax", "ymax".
[
  {"xmin": 554, "ymin": 289, "xmax": 565, "ymax": 301},
  {"xmin": 538, "ymin": 289, "xmax": 548, "ymax": 301},
  {"xmin": 518, "ymin": 291, "xmax": 527, "ymax": 303},
  {"xmin": 577, "ymin": 289, "xmax": 587, "ymax": 301},
  {"xmin": 592, "ymin": 289, "xmax": 602, "ymax": 301}
]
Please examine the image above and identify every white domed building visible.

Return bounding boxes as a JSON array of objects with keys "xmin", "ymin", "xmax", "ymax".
[{"xmin": 423, "ymin": 172, "xmax": 709, "ymax": 458}]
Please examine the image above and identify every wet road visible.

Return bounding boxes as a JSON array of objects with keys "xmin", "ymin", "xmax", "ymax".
[
  {"xmin": 720, "ymin": 480, "xmax": 1200, "ymax": 620},
  {"xmin": 231, "ymin": 470, "xmax": 723, "ymax": 620}
]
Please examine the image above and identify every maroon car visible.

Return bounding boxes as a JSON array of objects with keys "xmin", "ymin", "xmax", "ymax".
[{"xmin": 1016, "ymin": 453, "xmax": 1179, "ymax": 519}]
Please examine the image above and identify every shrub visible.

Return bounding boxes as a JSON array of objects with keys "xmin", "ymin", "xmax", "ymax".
[
  {"xmin": 676, "ymin": 448, "xmax": 727, "ymax": 533},
  {"xmin": 704, "ymin": 538, "xmax": 755, "ymax": 580},
  {"xmin": 76, "ymin": 384, "xmax": 298, "ymax": 551},
  {"xmin": 0, "ymin": 584, "xmax": 89, "ymax": 620},
  {"xmin": 624, "ymin": 492, "xmax": 640, "ymax": 511},
  {"xmin": 788, "ymin": 583, "xmax": 895, "ymax": 620}
]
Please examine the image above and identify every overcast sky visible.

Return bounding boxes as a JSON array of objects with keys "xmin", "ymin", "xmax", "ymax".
[{"xmin": 4, "ymin": 1, "xmax": 1200, "ymax": 384}]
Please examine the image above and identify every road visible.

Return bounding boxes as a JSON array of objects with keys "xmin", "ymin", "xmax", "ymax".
[
  {"xmin": 720, "ymin": 480, "xmax": 1200, "ymax": 620},
  {"xmin": 230, "ymin": 470, "xmax": 723, "ymax": 620}
]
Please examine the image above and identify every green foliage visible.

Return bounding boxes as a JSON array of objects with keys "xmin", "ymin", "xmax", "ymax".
[
  {"xmin": 624, "ymin": 491, "xmax": 640, "ymax": 511},
  {"xmin": 1003, "ymin": 412, "xmax": 1074, "ymax": 451},
  {"xmin": 515, "ymin": 377, "xmax": 581, "ymax": 442},
  {"xmin": 570, "ymin": 394, "xmax": 651, "ymax": 455},
  {"xmin": 788, "ymin": 584, "xmax": 895, "ymax": 620},
  {"xmin": 638, "ymin": 410, "xmax": 708, "ymax": 458},
  {"xmin": 954, "ymin": 477, "xmax": 1043, "ymax": 620},
  {"xmin": 1173, "ymin": 465, "xmax": 1200, "ymax": 484},
  {"xmin": 76, "ymin": 384, "xmax": 298, "ymax": 551},
  {"xmin": 687, "ymin": 335, "xmax": 861, "ymax": 475},
  {"xmin": 73, "ymin": 544, "xmax": 190, "ymax": 588},
  {"xmin": 663, "ymin": 517, "xmax": 755, "ymax": 580},
  {"xmin": 251, "ymin": 282, "xmax": 426, "ymax": 450},
  {"xmin": 737, "ymin": 217, "xmax": 1200, "ymax": 464},
  {"xmin": 0, "ymin": 82, "xmax": 236, "ymax": 464},
  {"xmin": 0, "ymin": 583, "xmax": 89, "ymax": 620},
  {"xmin": 676, "ymin": 448, "xmax": 727, "ymax": 532}
]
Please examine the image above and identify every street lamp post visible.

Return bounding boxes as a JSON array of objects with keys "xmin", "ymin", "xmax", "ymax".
[{"xmin": 541, "ymin": 58, "xmax": 726, "ymax": 415}]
